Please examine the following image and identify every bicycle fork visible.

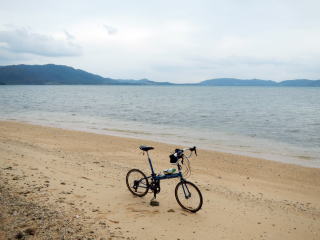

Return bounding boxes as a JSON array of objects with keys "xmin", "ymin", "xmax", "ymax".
[{"xmin": 181, "ymin": 181, "xmax": 191, "ymax": 199}]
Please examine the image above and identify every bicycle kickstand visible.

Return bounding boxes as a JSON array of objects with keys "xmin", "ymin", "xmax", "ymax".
[{"xmin": 150, "ymin": 191, "xmax": 159, "ymax": 206}]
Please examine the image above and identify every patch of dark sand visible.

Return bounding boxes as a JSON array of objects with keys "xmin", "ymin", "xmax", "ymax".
[{"xmin": 0, "ymin": 185, "xmax": 109, "ymax": 239}]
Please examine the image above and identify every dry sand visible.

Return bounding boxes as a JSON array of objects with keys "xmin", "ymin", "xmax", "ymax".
[{"xmin": 0, "ymin": 121, "xmax": 319, "ymax": 240}]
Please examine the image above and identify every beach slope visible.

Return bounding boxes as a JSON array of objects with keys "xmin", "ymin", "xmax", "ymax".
[{"xmin": 0, "ymin": 121, "xmax": 319, "ymax": 239}]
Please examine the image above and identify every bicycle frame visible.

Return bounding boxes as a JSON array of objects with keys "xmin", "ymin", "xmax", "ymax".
[{"xmin": 145, "ymin": 151, "xmax": 184, "ymax": 181}]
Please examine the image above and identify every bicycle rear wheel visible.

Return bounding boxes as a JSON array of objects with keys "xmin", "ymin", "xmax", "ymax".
[
  {"xmin": 175, "ymin": 181, "xmax": 203, "ymax": 212},
  {"xmin": 126, "ymin": 169, "xmax": 149, "ymax": 197}
]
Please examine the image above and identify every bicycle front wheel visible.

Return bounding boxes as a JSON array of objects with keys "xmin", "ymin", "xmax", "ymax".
[
  {"xmin": 175, "ymin": 181, "xmax": 203, "ymax": 212},
  {"xmin": 126, "ymin": 169, "xmax": 149, "ymax": 197}
]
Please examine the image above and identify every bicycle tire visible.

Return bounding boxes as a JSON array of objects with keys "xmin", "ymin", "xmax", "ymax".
[
  {"xmin": 175, "ymin": 181, "xmax": 203, "ymax": 212},
  {"xmin": 126, "ymin": 169, "xmax": 149, "ymax": 197}
]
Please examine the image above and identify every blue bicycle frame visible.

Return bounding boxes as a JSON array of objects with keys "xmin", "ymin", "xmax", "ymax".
[{"xmin": 146, "ymin": 151, "xmax": 183, "ymax": 180}]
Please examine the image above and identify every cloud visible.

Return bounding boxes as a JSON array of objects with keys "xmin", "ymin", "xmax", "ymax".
[
  {"xmin": 0, "ymin": 27, "xmax": 81, "ymax": 57},
  {"xmin": 1, "ymin": 1, "xmax": 320, "ymax": 82},
  {"xmin": 103, "ymin": 24, "xmax": 117, "ymax": 35},
  {"xmin": 0, "ymin": 48, "xmax": 28, "ymax": 64},
  {"xmin": 64, "ymin": 30, "xmax": 75, "ymax": 40}
]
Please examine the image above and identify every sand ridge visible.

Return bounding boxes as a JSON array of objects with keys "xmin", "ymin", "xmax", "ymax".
[{"xmin": 0, "ymin": 121, "xmax": 319, "ymax": 239}]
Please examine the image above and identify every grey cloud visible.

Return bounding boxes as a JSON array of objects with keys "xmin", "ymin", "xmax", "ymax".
[
  {"xmin": 1, "ymin": 1, "xmax": 320, "ymax": 82},
  {"xmin": 0, "ymin": 28, "xmax": 81, "ymax": 57},
  {"xmin": 0, "ymin": 48, "xmax": 28, "ymax": 64},
  {"xmin": 103, "ymin": 24, "xmax": 117, "ymax": 35}
]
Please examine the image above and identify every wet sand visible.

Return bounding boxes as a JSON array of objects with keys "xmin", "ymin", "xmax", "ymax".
[{"xmin": 0, "ymin": 121, "xmax": 319, "ymax": 240}]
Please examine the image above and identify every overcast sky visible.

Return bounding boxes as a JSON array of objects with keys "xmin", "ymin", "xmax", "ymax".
[{"xmin": 0, "ymin": 0, "xmax": 319, "ymax": 83}]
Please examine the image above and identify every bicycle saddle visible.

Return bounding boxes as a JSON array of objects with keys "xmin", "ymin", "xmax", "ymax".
[{"xmin": 139, "ymin": 145, "xmax": 154, "ymax": 151}]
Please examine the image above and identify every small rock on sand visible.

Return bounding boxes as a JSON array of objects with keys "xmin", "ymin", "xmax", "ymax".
[
  {"xmin": 15, "ymin": 231, "xmax": 24, "ymax": 239},
  {"xmin": 24, "ymin": 228, "xmax": 36, "ymax": 235},
  {"xmin": 109, "ymin": 219, "xmax": 119, "ymax": 224}
]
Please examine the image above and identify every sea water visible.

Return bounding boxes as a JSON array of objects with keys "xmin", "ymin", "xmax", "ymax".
[{"xmin": 0, "ymin": 85, "xmax": 319, "ymax": 167}]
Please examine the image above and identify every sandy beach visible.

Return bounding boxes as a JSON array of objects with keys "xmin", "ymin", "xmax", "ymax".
[{"xmin": 0, "ymin": 121, "xmax": 319, "ymax": 240}]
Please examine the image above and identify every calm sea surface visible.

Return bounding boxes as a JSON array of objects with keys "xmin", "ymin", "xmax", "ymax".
[{"xmin": 1, "ymin": 85, "xmax": 319, "ymax": 167}]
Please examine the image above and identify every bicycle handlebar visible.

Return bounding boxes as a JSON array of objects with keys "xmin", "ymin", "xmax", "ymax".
[{"xmin": 181, "ymin": 146, "xmax": 197, "ymax": 157}]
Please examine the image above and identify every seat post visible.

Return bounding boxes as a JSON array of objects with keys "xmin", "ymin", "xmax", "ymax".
[{"xmin": 146, "ymin": 151, "xmax": 156, "ymax": 176}]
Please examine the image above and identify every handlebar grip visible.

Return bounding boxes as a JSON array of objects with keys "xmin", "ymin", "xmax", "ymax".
[{"xmin": 189, "ymin": 146, "xmax": 197, "ymax": 156}]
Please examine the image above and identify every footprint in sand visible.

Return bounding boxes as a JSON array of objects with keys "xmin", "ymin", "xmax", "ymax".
[{"xmin": 127, "ymin": 207, "xmax": 159, "ymax": 214}]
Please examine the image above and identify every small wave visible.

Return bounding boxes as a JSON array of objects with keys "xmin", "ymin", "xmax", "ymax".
[
  {"xmin": 296, "ymin": 155, "xmax": 314, "ymax": 160},
  {"xmin": 159, "ymin": 133, "xmax": 175, "ymax": 136},
  {"xmin": 102, "ymin": 128, "xmax": 152, "ymax": 135}
]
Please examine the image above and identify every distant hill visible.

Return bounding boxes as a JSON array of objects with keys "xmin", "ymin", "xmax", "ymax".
[
  {"xmin": 0, "ymin": 64, "xmax": 171, "ymax": 85},
  {"xmin": 0, "ymin": 64, "xmax": 319, "ymax": 86},
  {"xmin": 0, "ymin": 64, "xmax": 118, "ymax": 85},
  {"xmin": 199, "ymin": 78, "xmax": 277, "ymax": 86},
  {"xmin": 198, "ymin": 78, "xmax": 320, "ymax": 87},
  {"xmin": 278, "ymin": 79, "xmax": 320, "ymax": 87}
]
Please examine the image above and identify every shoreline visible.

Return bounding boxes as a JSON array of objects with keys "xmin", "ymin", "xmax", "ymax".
[
  {"xmin": 1, "ymin": 121, "xmax": 320, "ymax": 239},
  {"xmin": 3, "ymin": 118, "xmax": 320, "ymax": 169}
]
